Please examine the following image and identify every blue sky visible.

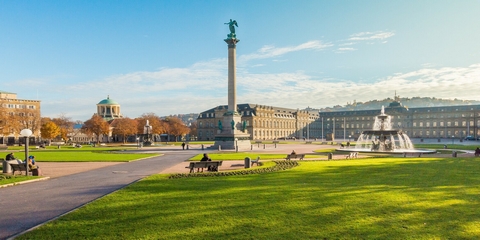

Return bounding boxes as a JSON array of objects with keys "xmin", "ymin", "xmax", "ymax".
[{"xmin": 1, "ymin": 1, "xmax": 479, "ymax": 121}]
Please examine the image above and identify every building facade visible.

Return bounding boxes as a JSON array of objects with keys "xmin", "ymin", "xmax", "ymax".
[
  {"xmin": 0, "ymin": 90, "xmax": 41, "ymax": 145},
  {"xmin": 198, "ymin": 100, "xmax": 480, "ymax": 142},
  {"xmin": 319, "ymin": 100, "xmax": 480, "ymax": 141},
  {"xmin": 197, "ymin": 103, "xmax": 320, "ymax": 141}
]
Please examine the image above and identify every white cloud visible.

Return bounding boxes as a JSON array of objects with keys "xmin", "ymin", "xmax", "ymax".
[
  {"xmin": 239, "ymin": 40, "xmax": 333, "ymax": 62},
  {"xmin": 335, "ymin": 47, "xmax": 356, "ymax": 53},
  {"xmin": 348, "ymin": 31, "xmax": 395, "ymax": 41},
  {"xmin": 26, "ymin": 39, "xmax": 479, "ymax": 121}
]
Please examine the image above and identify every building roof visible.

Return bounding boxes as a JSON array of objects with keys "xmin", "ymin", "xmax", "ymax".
[
  {"xmin": 98, "ymin": 95, "xmax": 119, "ymax": 105},
  {"xmin": 0, "ymin": 90, "xmax": 15, "ymax": 94}
]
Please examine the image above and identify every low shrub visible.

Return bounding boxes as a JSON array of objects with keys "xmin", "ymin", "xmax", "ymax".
[{"xmin": 168, "ymin": 160, "xmax": 299, "ymax": 179}]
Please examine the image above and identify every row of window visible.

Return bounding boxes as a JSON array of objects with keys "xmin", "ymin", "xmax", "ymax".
[{"xmin": 1, "ymin": 104, "xmax": 36, "ymax": 109}]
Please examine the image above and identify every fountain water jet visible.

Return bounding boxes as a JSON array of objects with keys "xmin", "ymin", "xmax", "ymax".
[{"xmin": 339, "ymin": 106, "xmax": 435, "ymax": 154}]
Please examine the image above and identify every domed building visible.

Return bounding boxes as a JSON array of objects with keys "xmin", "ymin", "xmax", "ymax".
[{"xmin": 96, "ymin": 95, "xmax": 123, "ymax": 121}]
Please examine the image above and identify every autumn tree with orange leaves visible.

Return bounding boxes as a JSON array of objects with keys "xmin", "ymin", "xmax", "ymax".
[
  {"xmin": 165, "ymin": 116, "xmax": 190, "ymax": 141},
  {"xmin": 136, "ymin": 113, "xmax": 167, "ymax": 135},
  {"xmin": 82, "ymin": 115, "xmax": 110, "ymax": 143},
  {"xmin": 112, "ymin": 118, "xmax": 138, "ymax": 143},
  {"xmin": 40, "ymin": 120, "xmax": 61, "ymax": 144}
]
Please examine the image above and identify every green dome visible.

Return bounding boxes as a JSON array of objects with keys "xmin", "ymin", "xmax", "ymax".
[{"xmin": 98, "ymin": 96, "xmax": 119, "ymax": 105}]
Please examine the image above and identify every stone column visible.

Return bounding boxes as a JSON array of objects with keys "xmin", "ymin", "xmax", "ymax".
[{"xmin": 225, "ymin": 38, "xmax": 239, "ymax": 114}]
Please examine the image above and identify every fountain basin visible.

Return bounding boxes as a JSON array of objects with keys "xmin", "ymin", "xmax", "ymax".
[{"xmin": 337, "ymin": 148, "xmax": 437, "ymax": 154}]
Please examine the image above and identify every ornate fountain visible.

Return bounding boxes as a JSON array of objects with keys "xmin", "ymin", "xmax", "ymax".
[
  {"xmin": 355, "ymin": 106, "xmax": 414, "ymax": 152},
  {"xmin": 339, "ymin": 106, "xmax": 435, "ymax": 154}
]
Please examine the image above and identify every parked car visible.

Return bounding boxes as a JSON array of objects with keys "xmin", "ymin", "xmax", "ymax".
[{"xmin": 464, "ymin": 136, "xmax": 477, "ymax": 140}]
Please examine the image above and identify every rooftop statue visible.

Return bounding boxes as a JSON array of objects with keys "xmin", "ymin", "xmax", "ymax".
[{"xmin": 225, "ymin": 19, "xmax": 238, "ymax": 38}]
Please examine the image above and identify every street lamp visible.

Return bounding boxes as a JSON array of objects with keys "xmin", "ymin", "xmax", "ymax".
[
  {"xmin": 20, "ymin": 129, "xmax": 33, "ymax": 176},
  {"xmin": 452, "ymin": 135, "xmax": 454, "ymax": 145}
]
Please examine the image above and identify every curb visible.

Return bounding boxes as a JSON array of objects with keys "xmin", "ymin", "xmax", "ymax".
[{"xmin": 0, "ymin": 176, "xmax": 50, "ymax": 188}]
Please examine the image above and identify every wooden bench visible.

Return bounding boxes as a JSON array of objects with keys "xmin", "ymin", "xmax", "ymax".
[
  {"xmin": 285, "ymin": 154, "xmax": 305, "ymax": 160},
  {"xmin": 345, "ymin": 152, "xmax": 358, "ymax": 159},
  {"xmin": 186, "ymin": 161, "xmax": 223, "ymax": 173},
  {"xmin": 251, "ymin": 156, "xmax": 261, "ymax": 166},
  {"xmin": 10, "ymin": 163, "xmax": 28, "ymax": 176}
]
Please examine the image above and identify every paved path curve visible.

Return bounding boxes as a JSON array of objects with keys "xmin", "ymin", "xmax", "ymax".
[{"xmin": 0, "ymin": 150, "xmax": 200, "ymax": 240}]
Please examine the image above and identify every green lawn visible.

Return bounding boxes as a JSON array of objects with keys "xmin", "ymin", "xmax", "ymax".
[
  {"xmin": 24, "ymin": 150, "xmax": 158, "ymax": 162},
  {"xmin": 189, "ymin": 152, "xmax": 320, "ymax": 161},
  {"xmin": 414, "ymin": 144, "xmax": 478, "ymax": 151},
  {"xmin": 2, "ymin": 145, "xmax": 159, "ymax": 162},
  {"xmin": 18, "ymin": 157, "xmax": 480, "ymax": 239}
]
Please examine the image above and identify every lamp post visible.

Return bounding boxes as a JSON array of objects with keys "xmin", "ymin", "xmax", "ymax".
[
  {"xmin": 452, "ymin": 135, "xmax": 454, "ymax": 145},
  {"xmin": 20, "ymin": 129, "xmax": 33, "ymax": 176}
]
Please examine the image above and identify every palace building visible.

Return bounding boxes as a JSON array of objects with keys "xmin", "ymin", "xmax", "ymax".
[
  {"xmin": 197, "ymin": 103, "xmax": 320, "ymax": 141},
  {"xmin": 198, "ymin": 98, "xmax": 480, "ymax": 142},
  {"xmin": 319, "ymin": 99, "xmax": 480, "ymax": 141}
]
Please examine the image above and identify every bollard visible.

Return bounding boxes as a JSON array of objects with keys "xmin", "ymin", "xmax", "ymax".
[
  {"xmin": 187, "ymin": 145, "xmax": 189, "ymax": 150},
  {"xmin": 251, "ymin": 145, "xmax": 253, "ymax": 150},
  {"xmin": 327, "ymin": 153, "xmax": 333, "ymax": 160},
  {"xmin": 275, "ymin": 143, "xmax": 277, "ymax": 148},
  {"xmin": 202, "ymin": 144, "xmax": 204, "ymax": 150},
  {"xmin": 218, "ymin": 145, "xmax": 221, "ymax": 151},
  {"xmin": 2, "ymin": 160, "xmax": 12, "ymax": 173},
  {"xmin": 244, "ymin": 157, "xmax": 251, "ymax": 169},
  {"xmin": 263, "ymin": 144, "xmax": 266, "ymax": 149}
]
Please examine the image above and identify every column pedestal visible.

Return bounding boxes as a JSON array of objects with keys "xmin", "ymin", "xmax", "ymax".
[{"xmin": 214, "ymin": 112, "xmax": 251, "ymax": 150}]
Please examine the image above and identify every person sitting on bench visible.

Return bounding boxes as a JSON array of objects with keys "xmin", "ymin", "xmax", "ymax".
[
  {"xmin": 27, "ymin": 155, "xmax": 39, "ymax": 170},
  {"xmin": 199, "ymin": 153, "xmax": 212, "ymax": 172},
  {"xmin": 6, "ymin": 152, "xmax": 16, "ymax": 160}
]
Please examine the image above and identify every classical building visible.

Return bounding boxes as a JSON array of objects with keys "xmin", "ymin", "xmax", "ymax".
[
  {"xmin": 319, "ymin": 99, "xmax": 480, "ymax": 141},
  {"xmin": 68, "ymin": 96, "xmax": 124, "ymax": 144},
  {"xmin": 0, "ymin": 90, "xmax": 41, "ymax": 145},
  {"xmin": 197, "ymin": 103, "xmax": 320, "ymax": 141},
  {"xmin": 198, "ymin": 98, "xmax": 480, "ymax": 142},
  {"xmin": 96, "ymin": 95, "xmax": 123, "ymax": 121}
]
